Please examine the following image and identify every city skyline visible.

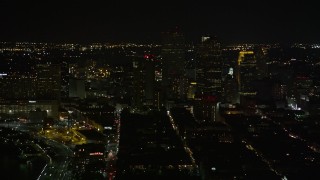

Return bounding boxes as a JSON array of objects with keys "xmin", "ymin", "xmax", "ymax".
[
  {"xmin": 1, "ymin": 32, "xmax": 320, "ymax": 179},
  {"xmin": 0, "ymin": 0, "xmax": 319, "ymax": 43}
]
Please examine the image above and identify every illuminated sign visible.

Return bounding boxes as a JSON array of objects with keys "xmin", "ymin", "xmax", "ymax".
[
  {"xmin": 238, "ymin": 51, "xmax": 254, "ymax": 65},
  {"xmin": 0, "ymin": 73, "xmax": 7, "ymax": 78},
  {"xmin": 195, "ymin": 95, "xmax": 217, "ymax": 103},
  {"xmin": 89, "ymin": 152, "xmax": 103, "ymax": 156},
  {"xmin": 228, "ymin": 68, "xmax": 233, "ymax": 76},
  {"xmin": 201, "ymin": 36, "xmax": 210, "ymax": 42}
]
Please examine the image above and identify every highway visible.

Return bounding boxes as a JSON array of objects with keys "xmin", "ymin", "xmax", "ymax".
[
  {"xmin": 37, "ymin": 137, "xmax": 74, "ymax": 180},
  {"xmin": 0, "ymin": 121, "xmax": 74, "ymax": 180}
]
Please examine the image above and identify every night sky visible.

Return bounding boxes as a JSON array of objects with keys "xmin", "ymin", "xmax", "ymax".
[{"xmin": 0, "ymin": 0, "xmax": 318, "ymax": 43}]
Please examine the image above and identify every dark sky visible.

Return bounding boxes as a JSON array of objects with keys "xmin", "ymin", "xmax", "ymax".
[{"xmin": 0, "ymin": 0, "xmax": 318, "ymax": 43}]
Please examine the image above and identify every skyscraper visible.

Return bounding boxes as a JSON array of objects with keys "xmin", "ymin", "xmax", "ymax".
[
  {"xmin": 236, "ymin": 51, "xmax": 257, "ymax": 106},
  {"xmin": 35, "ymin": 63, "xmax": 61, "ymax": 100},
  {"xmin": 237, "ymin": 51, "xmax": 256, "ymax": 94},
  {"xmin": 60, "ymin": 60, "xmax": 70, "ymax": 99},
  {"xmin": 161, "ymin": 30, "xmax": 186, "ymax": 104},
  {"xmin": 132, "ymin": 55, "xmax": 160, "ymax": 109},
  {"xmin": 69, "ymin": 78, "xmax": 86, "ymax": 99},
  {"xmin": 145, "ymin": 55, "xmax": 156, "ymax": 106},
  {"xmin": 254, "ymin": 46, "xmax": 268, "ymax": 79},
  {"xmin": 193, "ymin": 36, "xmax": 222, "ymax": 123},
  {"xmin": 132, "ymin": 57, "xmax": 145, "ymax": 109},
  {"xmin": 196, "ymin": 36, "xmax": 222, "ymax": 96}
]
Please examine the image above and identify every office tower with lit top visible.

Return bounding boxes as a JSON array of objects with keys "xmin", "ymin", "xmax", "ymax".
[
  {"xmin": 237, "ymin": 51, "xmax": 257, "ymax": 106},
  {"xmin": 196, "ymin": 36, "xmax": 222, "ymax": 96},
  {"xmin": 237, "ymin": 51, "xmax": 256, "ymax": 93},
  {"xmin": 193, "ymin": 36, "xmax": 222, "ymax": 123}
]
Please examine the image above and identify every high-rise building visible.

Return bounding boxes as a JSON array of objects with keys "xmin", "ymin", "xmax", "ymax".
[
  {"xmin": 69, "ymin": 78, "xmax": 86, "ymax": 99},
  {"xmin": 161, "ymin": 31, "xmax": 186, "ymax": 104},
  {"xmin": 237, "ymin": 51, "xmax": 257, "ymax": 94},
  {"xmin": 61, "ymin": 60, "xmax": 70, "ymax": 99},
  {"xmin": 145, "ymin": 55, "xmax": 155, "ymax": 106},
  {"xmin": 193, "ymin": 93, "xmax": 218, "ymax": 124},
  {"xmin": 132, "ymin": 55, "xmax": 160, "ymax": 109},
  {"xmin": 35, "ymin": 63, "xmax": 61, "ymax": 100},
  {"xmin": 254, "ymin": 46, "xmax": 268, "ymax": 79},
  {"xmin": 192, "ymin": 36, "xmax": 222, "ymax": 123},
  {"xmin": 236, "ymin": 51, "xmax": 258, "ymax": 106},
  {"xmin": 132, "ymin": 57, "xmax": 145, "ymax": 109},
  {"xmin": 223, "ymin": 74, "xmax": 238, "ymax": 103},
  {"xmin": 196, "ymin": 36, "xmax": 222, "ymax": 96}
]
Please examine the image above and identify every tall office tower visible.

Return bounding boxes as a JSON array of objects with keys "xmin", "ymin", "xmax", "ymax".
[
  {"xmin": 192, "ymin": 36, "xmax": 222, "ymax": 123},
  {"xmin": 60, "ymin": 60, "xmax": 70, "ymax": 99},
  {"xmin": 161, "ymin": 30, "xmax": 186, "ymax": 104},
  {"xmin": 254, "ymin": 46, "xmax": 268, "ymax": 79},
  {"xmin": 185, "ymin": 45, "xmax": 196, "ymax": 81},
  {"xmin": 196, "ymin": 36, "xmax": 222, "ymax": 96},
  {"xmin": 185, "ymin": 45, "xmax": 197, "ymax": 100},
  {"xmin": 132, "ymin": 55, "xmax": 159, "ymax": 109},
  {"xmin": 132, "ymin": 58, "xmax": 145, "ymax": 109},
  {"xmin": 237, "ymin": 51, "xmax": 257, "ymax": 93},
  {"xmin": 69, "ymin": 78, "xmax": 86, "ymax": 99},
  {"xmin": 236, "ymin": 51, "xmax": 257, "ymax": 105},
  {"xmin": 145, "ymin": 55, "xmax": 155, "ymax": 106},
  {"xmin": 223, "ymin": 73, "xmax": 238, "ymax": 103},
  {"xmin": 154, "ymin": 56, "xmax": 163, "ymax": 109},
  {"xmin": 35, "ymin": 63, "xmax": 61, "ymax": 100}
]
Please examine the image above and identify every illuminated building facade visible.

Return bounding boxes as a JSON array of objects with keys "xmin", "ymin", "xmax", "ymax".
[{"xmin": 0, "ymin": 100, "xmax": 59, "ymax": 119}]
